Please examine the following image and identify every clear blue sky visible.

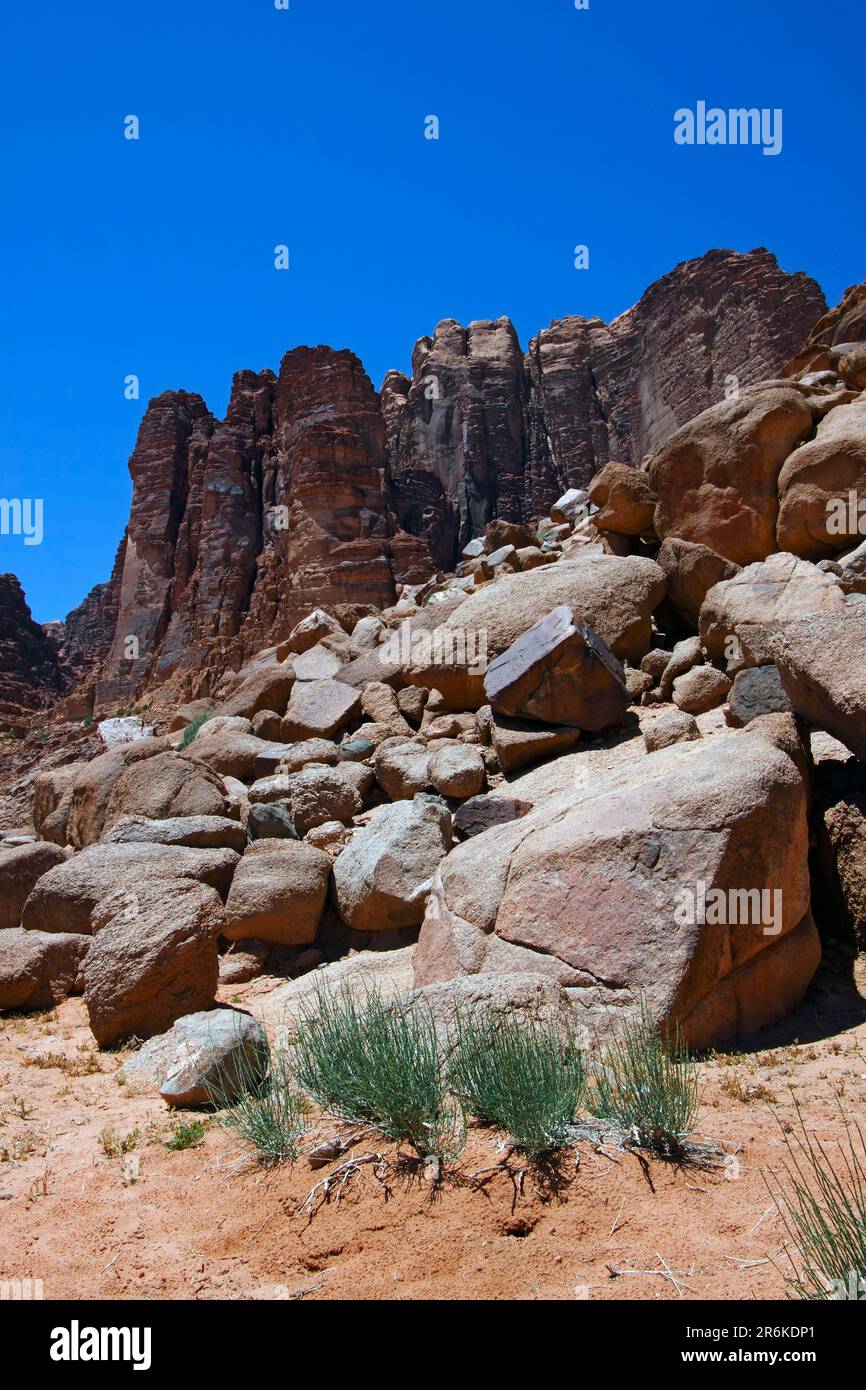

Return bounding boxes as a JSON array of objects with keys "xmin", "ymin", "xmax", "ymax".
[{"xmin": 1, "ymin": 0, "xmax": 863, "ymax": 622}]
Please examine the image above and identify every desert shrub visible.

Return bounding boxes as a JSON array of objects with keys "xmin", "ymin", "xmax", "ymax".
[
  {"xmin": 591, "ymin": 1003, "xmax": 698, "ymax": 1155},
  {"xmin": 294, "ymin": 986, "xmax": 463, "ymax": 1159},
  {"xmin": 208, "ymin": 1048, "xmax": 305, "ymax": 1166},
  {"xmin": 179, "ymin": 713, "xmax": 211, "ymax": 749},
  {"xmin": 449, "ymin": 1010, "xmax": 585, "ymax": 1158},
  {"xmin": 771, "ymin": 1102, "xmax": 866, "ymax": 1300},
  {"xmin": 164, "ymin": 1120, "xmax": 206, "ymax": 1152}
]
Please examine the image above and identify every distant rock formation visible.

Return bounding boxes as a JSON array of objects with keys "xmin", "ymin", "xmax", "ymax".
[
  {"xmin": 0, "ymin": 574, "xmax": 66, "ymax": 729},
  {"xmin": 0, "ymin": 247, "xmax": 834, "ymax": 712}
]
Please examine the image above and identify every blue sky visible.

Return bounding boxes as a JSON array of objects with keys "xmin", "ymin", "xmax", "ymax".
[{"xmin": 1, "ymin": 0, "xmax": 863, "ymax": 621}]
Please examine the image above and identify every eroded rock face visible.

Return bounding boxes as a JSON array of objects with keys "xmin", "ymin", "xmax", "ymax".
[
  {"xmin": 0, "ymin": 574, "xmax": 66, "ymax": 730},
  {"xmin": 413, "ymin": 725, "xmax": 819, "ymax": 1048}
]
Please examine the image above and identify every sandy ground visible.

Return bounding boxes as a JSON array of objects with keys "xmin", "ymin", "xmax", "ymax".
[{"xmin": 2, "ymin": 946, "xmax": 865, "ymax": 1302}]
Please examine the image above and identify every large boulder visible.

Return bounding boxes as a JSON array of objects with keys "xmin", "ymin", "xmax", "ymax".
[
  {"xmin": 83, "ymin": 878, "xmax": 223, "ymax": 1047},
  {"xmin": 182, "ymin": 717, "xmax": 287, "ymax": 781},
  {"xmin": 0, "ymin": 929, "xmax": 89, "ymax": 1012},
  {"xmin": 648, "ymin": 384, "xmax": 815, "ymax": 565},
  {"xmin": 771, "ymin": 606, "xmax": 866, "ymax": 759},
  {"xmin": 247, "ymin": 763, "xmax": 364, "ymax": 833},
  {"xmin": 32, "ymin": 763, "xmax": 84, "ymax": 846},
  {"xmin": 413, "ymin": 725, "xmax": 819, "ymax": 1048},
  {"xmin": 281, "ymin": 679, "xmax": 362, "ymax": 741},
  {"xmin": 587, "ymin": 461, "xmax": 657, "ymax": 536},
  {"xmin": 222, "ymin": 841, "xmax": 330, "ymax": 945},
  {"xmin": 20, "ymin": 843, "xmax": 238, "ymax": 936},
  {"xmin": 427, "ymin": 743, "xmax": 486, "ymax": 800},
  {"xmin": 333, "ymin": 798, "xmax": 453, "ymax": 932},
  {"xmin": 372, "ymin": 740, "xmax": 431, "ymax": 800},
  {"xmin": 483, "ymin": 605, "xmax": 628, "ymax": 731},
  {"xmin": 117, "ymin": 1008, "xmax": 269, "ymax": 1107},
  {"xmin": 99, "ymin": 751, "xmax": 231, "ymax": 838},
  {"xmin": 700, "ymin": 552, "xmax": 847, "ymax": 663},
  {"xmin": 401, "ymin": 973, "xmax": 578, "ymax": 1057},
  {"xmin": 65, "ymin": 738, "xmax": 171, "ymax": 848},
  {"xmin": 656, "ymin": 538, "xmax": 741, "ymax": 627},
  {"xmin": 488, "ymin": 712, "xmax": 581, "ymax": 773},
  {"xmin": 777, "ymin": 397, "xmax": 866, "ymax": 559},
  {"xmin": 0, "ymin": 842, "xmax": 70, "ymax": 930},
  {"xmin": 100, "ymin": 814, "xmax": 248, "ymax": 852},
  {"xmin": 404, "ymin": 555, "xmax": 667, "ymax": 709},
  {"xmin": 217, "ymin": 661, "xmax": 295, "ymax": 719}
]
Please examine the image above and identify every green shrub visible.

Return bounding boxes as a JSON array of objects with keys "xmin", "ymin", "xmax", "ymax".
[
  {"xmin": 294, "ymin": 986, "xmax": 463, "ymax": 1160},
  {"xmin": 208, "ymin": 1048, "xmax": 306, "ymax": 1166},
  {"xmin": 165, "ymin": 1120, "xmax": 206, "ymax": 1151},
  {"xmin": 179, "ymin": 713, "xmax": 211, "ymax": 750},
  {"xmin": 591, "ymin": 1004, "xmax": 698, "ymax": 1155},
  {"xmin": 449, "ymin": 1010, "xmax": 585, "ymax": 1158},
  {"xmin": 771, "ymin": 1101, "xmax": 866, "ymax": 1300}
]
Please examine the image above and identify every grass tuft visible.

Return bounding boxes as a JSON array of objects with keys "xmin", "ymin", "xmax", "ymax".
[
  {"xmin": 449, "ymin": 1010, "xmax": 585, "ymax": 1158},
  {"xmin": 207, "ymin": 1049, "xmax": 306, "ymax": 1166},
  {"xmin": 771, "ymin": 1098, "xmax": 866, "ymax": 1300},
  {"xmin": 179, "ymin": 713, "xmax": 211, "ymax": 749},
  {"xmin": 294, "ymin": 986, "xmax": 464, "ymax": 1160},
  {"xmin": 591, "ymin": 1003, "xmax": 699, "ymax": 1156}
]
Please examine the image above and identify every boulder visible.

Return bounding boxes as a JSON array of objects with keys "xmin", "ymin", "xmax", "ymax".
[
  {"xmin": 811, "ymin": 757, "xmax": 866, "ymax": 949},
  {"xmin": 725, "ymin": 665, "xmax": 793, "ymax": 728},
  {"xmin": 643, "ymin": 709, "xmax": 702, "ymax": 753},
  {"xmin": 83, "ymin": 878, "xmax": 223, "ymax": 1047},
  {"xmin": 281, "ymin": 679, "xmax": 362, "ymax": 741},
  {"xmin": 656, "ymin": 538, "xmax": 741, "ymax": 626},
  {"xmin": 250, "ymin": 710, "xmax": 283, "ymax": 741},
  {"xmin": 248, "ymin": 764, "xmax": 363, "ymax": 834},
  {"xmin": 101, "ymin": 815, "xmax": 248, "ymax": 853},
  {"xmin": 332, "ymin": 798, "xmax": 452, "ymax": 932},
  {"xmin": 218, "ymin": 942, "xmax": 270, "ymax": 985},
  {"xmin": 401, "ymin": 973, "xmax": 578, "ymax": 1056},
  {"xmin": 488, "ymin": 712, "xmax": 581, "ymax": 773},
  {"xmin": 218, "ymin": 662, "xmax": 295, "ymax": 719},
  {"xmin": 0, "ymin": 842, "xmax": 70, "ymax": 931},
  {"xmin": 169, "ymin": 699, "xmax": 216, "ymax": 733},
  {"xmin": 66, "ymin": 738, "xmax": 171, "ymax": 848},
  {"xmin": 21, "ymin": 843, "xmax": 239, "ymax": 936},
  {"xmin": 372, "ymin": 740, "xmax": 431, "ymax": 800},
  {"xmin": 32, "ymin": 763, "xmax": 83, "ymax": 846},
  {"xmin": 673, "ymin": 665, "xmax": 732, "ymax": 714},
  {"xmin": 427, "ymin": 743, "xmax": 486, "ymax": 800},
  {"xmin": 276, "ymin": 738, "xmax": 340, "ymax": 773},
  {"xmin": 404, "ymin": 555, "xmax": 667, "ymax": 709},
  {"xmin": 648, "ymin": 383, "xmax": 815, "ymax": 565},
  {"xmin": 246, "ymin": 803, "xmax": 298, "ymax": 840},
  {"xmin": 292, "ymin": 643, "xmax": 344, "ymax": 682},
  {"xmin": 700, "ymin": 552, "xmax": 847, "ymax": 663},
  {"xmin": 0, "ymin": 929, "xmax": 89, "ymax": 1012},
  {"xmin": 222, "ymin": 841, "xmax": 330, "ymax": 945},
  {"xmin": 483, "ymin": 605, "xmax": 628, "ymax": 731},
  {"xmin": 587, "ymin": 461, "xmax": 657, "ymax": 536},
  {"xmin": 777, "ymin": 397, "xmax": 866, "ymax": 558},
  {"xmin": 771, "ymin": 606, "xmax": 866, "ymax": 759},
  {"xmin": 99, "ymin": 751, "xmax": 231, "ymax": 840},
  {"xmin": 360, "ymin": 680, "xmax": 412, "ymax": 732},
  {"xmin": 281, "ymin": 608, "xmax": 345, "ymax": 656},
  {"xmin": 658, "ymin": 636, "xmax": 704, "ymax": 700},
  {"xmin": 413, "ymin": 725, "xmax": 819, "ymax": 1049},
  {"xmin": 117, "ymin": 1008, "xmax": 269, "ymax": 1107}
]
